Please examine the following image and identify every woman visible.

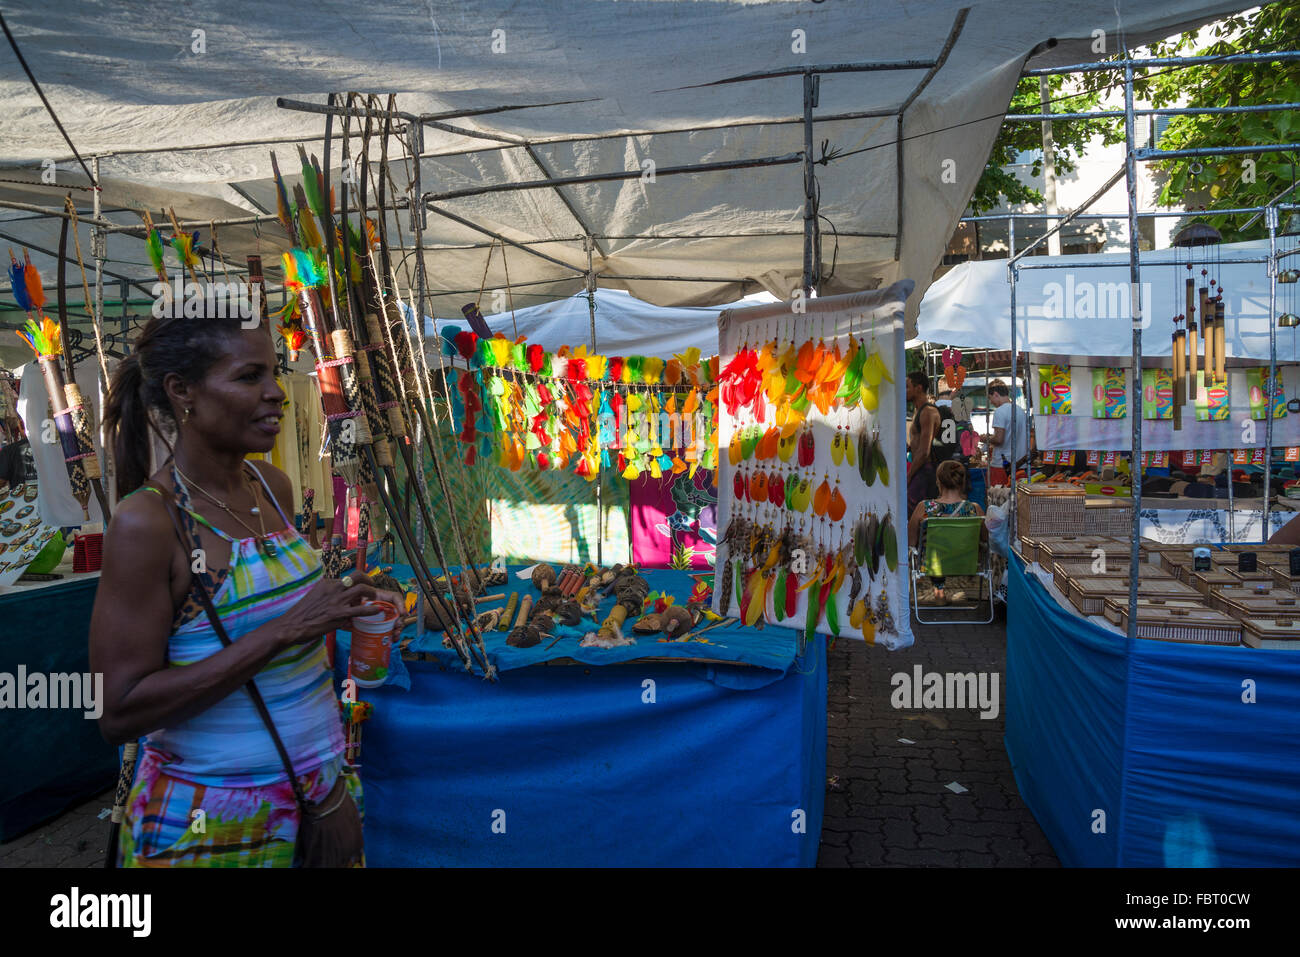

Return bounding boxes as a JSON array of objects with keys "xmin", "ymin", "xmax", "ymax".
[
  {"xmin": 908, "ymin": 459, "xmax": 985, "ymax": 605},
  {"xmin": 90, "ymin": 313, "xmax": 402, "ymax": 867}
]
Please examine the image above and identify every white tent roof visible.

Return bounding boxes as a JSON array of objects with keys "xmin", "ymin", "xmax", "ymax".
[
  {"xmin": 0, "ymin": 0, "xmax": 1249, "ymax": 334},
  {"xmin": 443, "ymin": 288, "xmax": 775, "ymax": 357},
  {"xmin": 917, "ymin": 239, "xmax": 1300, "ymax": 361}
]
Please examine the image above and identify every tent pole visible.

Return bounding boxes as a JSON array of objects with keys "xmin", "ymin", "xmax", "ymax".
[
  {"xmin": 1122, "ymin": 55, "xmax": 1143, "ymax": 679},
  {"xmin": 587, "ymin": 235, "xmax": 603, "ymax": 568},
  {"xmin": 801, "ymin": 70, "xmax": 818, "ymax": 295},
  {"xmin": 1265, "ymin": 205, "xmax": 1279, "ymax": 537},
  {"xmin": 1007, "ymin": 215, "xmax": 1018, "ymax": 548}
]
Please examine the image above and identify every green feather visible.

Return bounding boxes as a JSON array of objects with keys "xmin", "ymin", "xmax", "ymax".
[
  {"xmin": 298, "ymin": 147, "xmax": 326, "ymax": 221},
  {"xmin": 884, "ymin": 517, "xmax": 899, "ymax": 572},
  {"xmin": 735, "ymin": 559, "xmax": 745, "ymax": 607},
  {"xmin": 145, "ymin": 228, "xmax": 165, "ymax": 276},
  {"xmin": 804, "ymin": 592, "xmax": 818, "ymax": 645},
  {"xmin": 861, "ymin": 436, "xmax": 877, "ymax": 485},
  {"xmin": 826, "ymin": 588, "xmax": 841, "ymax": 638},
  {"xmin": 774, "ymin": 567, "xmax": 788, "ymax": 620},
  {"xmin": 875, "ymin": 441, "xmax": 890, "ymax": 486}
]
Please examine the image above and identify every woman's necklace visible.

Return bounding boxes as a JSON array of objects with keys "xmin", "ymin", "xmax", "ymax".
[{"xmin": 175, "ymin": 463, "xmax": 278, "ymax": 557}]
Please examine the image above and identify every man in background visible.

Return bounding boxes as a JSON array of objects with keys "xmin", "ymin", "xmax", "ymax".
[
  {"xmin": 906, "ymin": 371, "xmax": 943, "ymax": 516},
  {"xmin": 983, "ymin": 379, "xmax": 1029, "ymax": 486}
]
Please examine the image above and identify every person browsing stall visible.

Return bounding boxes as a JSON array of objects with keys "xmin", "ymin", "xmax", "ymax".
[
  {"xmin": 982, "ymin": 379, "xmax": 1030, "ymax": 486},
  {"xmin": 906, "ymin": 371, "xmax": 943, "ymax": 516},
  {"xmin": 91, "ymin": 313, "xmax": 403, "ymax": 868}
]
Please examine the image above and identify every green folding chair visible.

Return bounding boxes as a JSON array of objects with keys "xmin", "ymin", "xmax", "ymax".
[{"xmin": 910, "ymin": 516, "xmax": 994, "ymax": 624}]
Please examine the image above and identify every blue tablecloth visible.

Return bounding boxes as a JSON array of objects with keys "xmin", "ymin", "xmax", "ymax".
[
  {"xmin": 1005, "ymin": 554, "xmax": 1300, "ymax": 867},
  {"xmin": 378, "ymin": 565, "xmax": 801, "ymax": 686},
  {"xmin": 341, "ymin": 567, "xmax": 827, "ymax": 867}
]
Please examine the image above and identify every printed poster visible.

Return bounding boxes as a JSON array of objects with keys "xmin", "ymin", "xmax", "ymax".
[
  {"xmin": 629, "ymin": 468, "xmax": 717, "ymax": 569},
  {"xmin": 1287, "ymin": 447, "xmax": 1300, "ymax": 462},
  {"xmin": 1141, "ymin": 369, "xmax": 1174, "ymax": 420},
  {"xmin": 1092, "ymin": 368, "xmax": 1127, "ymax": 418},
  {"xmin": 1194, "ymin": 372, "xmax": 1230, "ymax": 422},
  {"xmin": 1247, "ymin": 368, "xmax": 1287, "ymax": 420},
  {"xmin": 1086, "ymin": 450, "xmax": 1101, "ymax": 468},
  {"xmin": 1038, "ymin": 365, "xmax": 1071, "ymax": 415}
]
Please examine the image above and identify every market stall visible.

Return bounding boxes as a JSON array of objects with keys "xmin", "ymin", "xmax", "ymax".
[
  {"xmin": 1005, "ymin": 549, "xmax": 1300, "ymax": 867},
  {"xmin": 342, "ymin": 565, "xmax": 825, "ymax": 867},
  {"xmin": 918, "ymin": 237, "xmax": 1300, "ymax": 543},
  {"xmin": 0, "ymin": 0, "xmax": 1256, "ymax": 869},
  {"xmin": 911, "ymin": 35, "xmax": 1300, "ymax": 865}
]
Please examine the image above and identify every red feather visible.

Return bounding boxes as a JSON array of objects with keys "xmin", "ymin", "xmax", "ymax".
[{"xmin": 22, "ymin": 251, "xmax": 44, "ymax": 312}]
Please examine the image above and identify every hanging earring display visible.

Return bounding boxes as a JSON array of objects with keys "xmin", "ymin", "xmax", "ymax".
[{"xmin": 712, "ymin": 287, "xmax": 913, "ymax": 649}]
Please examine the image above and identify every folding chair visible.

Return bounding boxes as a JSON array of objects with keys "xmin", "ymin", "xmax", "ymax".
[{"xmin": 910, "ymin": 515, "xmax": 994, "ymax": 624}]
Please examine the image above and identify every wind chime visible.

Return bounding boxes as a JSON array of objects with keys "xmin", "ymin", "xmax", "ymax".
[
  {"xmin": 1274, "ymin": 213, "xmax": 1294, "ymax": 410},
  {"xmin": 1170, "ymin": 222, "xmax": 1225, "ymax": 432}
]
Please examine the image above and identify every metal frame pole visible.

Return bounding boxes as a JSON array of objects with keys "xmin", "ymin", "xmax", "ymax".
[
  {"xmin": 1266, "ymin": 205, "xmax": 1279, "ymax": 537},
  {"xmin": 1008, "ymin": 215, "xmax": 1019, "ymax": 548},
  {"xmin": 1122, "ymin": 54, "xmax": 1143, "ymax": 694},
  {"xmin": 802, "ymin": 71, "xmax": 819, "ymax": 296}
]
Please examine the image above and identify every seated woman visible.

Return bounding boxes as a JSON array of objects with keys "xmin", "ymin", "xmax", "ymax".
[{"xmin": 908, "ymin": 459, "xmax": 985, "ymax": 604}]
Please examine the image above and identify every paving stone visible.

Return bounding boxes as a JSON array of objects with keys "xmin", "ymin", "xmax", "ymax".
[
  {"xmin": 883, "ymin": 847, "xmax": 955, "ymax": 867},
  {"xmin": 819, "ymin": 620, "xmax": 1060, "ymax": 868},
  {"xmin": 882, "ymin": 818, "xmax": 919, "ymax": 849}
]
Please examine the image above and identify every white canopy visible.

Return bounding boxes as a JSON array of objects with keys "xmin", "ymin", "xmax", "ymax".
[
  {"xmin": 0, "ymin": 0, "xmax": 1247, "ymax": 335},
  {"xmin": 460, "ymin": 288, "xmax": 774, "ymax": 357},
  {"xmin": 917, "ymin": 239, "xmax": 1300, "ymax": 362}
]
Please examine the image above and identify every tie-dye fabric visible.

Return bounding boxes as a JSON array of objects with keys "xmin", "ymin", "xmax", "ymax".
[
  {"xmin": 116, "ymin": 462, "xmax": 354, "ymax": 867},
  {"xmin": 119, "ymin": 748, "xmax": 364, "ymax": 867}
]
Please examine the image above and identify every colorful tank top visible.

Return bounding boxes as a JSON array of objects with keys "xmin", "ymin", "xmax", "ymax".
[
  {"xmin": 922, "ymin": 498, "xmax": 979, "ymax": 518},
  {"xmin": 133, "ymin": 463, "xmax": 343, "ymax": 787}
]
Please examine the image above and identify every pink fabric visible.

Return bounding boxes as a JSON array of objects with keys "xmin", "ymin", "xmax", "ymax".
[
  {"xmin": 332, "ymin": 474, "xmax": 347, "ymax": 543},
  {"xmin": 628, "ymin": 469, "xmax": 716, "ymax": 569}
]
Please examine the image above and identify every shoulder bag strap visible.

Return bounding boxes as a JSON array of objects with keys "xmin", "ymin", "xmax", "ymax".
[{"xmin": 152, "ymin": 484, "xmax": 310, "ymax": 811}]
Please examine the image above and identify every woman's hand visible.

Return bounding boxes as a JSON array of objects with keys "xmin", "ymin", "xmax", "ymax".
[{"xmin": 276, "ymin": 577, "xmax": 408, "ymax": 646}]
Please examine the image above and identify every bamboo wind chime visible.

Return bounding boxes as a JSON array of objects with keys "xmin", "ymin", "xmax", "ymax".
[
  {"xmin": 8, "ymin": 246, "xmax": 109, "ymax": 520},
  {"xmin": 1170, "ymin": 222, "xmax": 1227, "ymax": 432}
]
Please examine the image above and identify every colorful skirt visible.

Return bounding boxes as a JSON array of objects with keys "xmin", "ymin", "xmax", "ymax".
[{"xmin": 118, "ymin": 745, "xmax": 364, "ymax": 867}]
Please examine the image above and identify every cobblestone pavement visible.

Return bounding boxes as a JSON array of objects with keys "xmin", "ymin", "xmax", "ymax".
[
  {"xmin": 3, "ymin": 612, "xmax": 1058, "ymax": 868},
  {"xmin": 818, "ymin": 608, "xmax": 1059, "ymax": 867},
  {"xmin": 0, "ymin": 789, "xmax": 113, "ymax": 867}
]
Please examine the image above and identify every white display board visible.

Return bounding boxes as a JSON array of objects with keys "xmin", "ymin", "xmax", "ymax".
[{"xmin": 713, "ymin": 283, "xmax": 914, "ymax": 650}]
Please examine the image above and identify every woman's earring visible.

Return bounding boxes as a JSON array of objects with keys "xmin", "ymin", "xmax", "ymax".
[{"xmin": 183, "ymin": 407, "xmax": 193, "ymax": 424}]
